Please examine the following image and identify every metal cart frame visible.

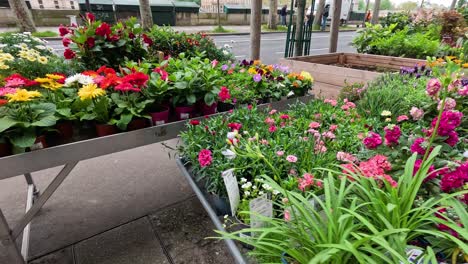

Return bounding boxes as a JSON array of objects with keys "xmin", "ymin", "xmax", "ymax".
[{"xmin": 0, "ymin": 95, "xmax": 312, "ymax": 264}]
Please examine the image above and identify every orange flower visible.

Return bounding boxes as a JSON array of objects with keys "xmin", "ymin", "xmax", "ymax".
[
  {"xmin": 292, "ymin": 81, "xmax": 299, "ymax": 87},
  {"xmin": 462, "ymin": 63, "xmax": 468, "ymax": 68}
]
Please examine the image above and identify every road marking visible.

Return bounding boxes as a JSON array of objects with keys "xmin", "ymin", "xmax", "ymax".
[{"xmin": 215, "ymin": 34, "xmax": 355, "ymax": 44}]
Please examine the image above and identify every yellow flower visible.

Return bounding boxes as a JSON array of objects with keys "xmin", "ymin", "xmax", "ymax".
[
  {"xmin": 38, "ymin": 56, "xmax": 48, "ymax": 64},
  {"xmin": 300, "ymin": 71, "xmax": 313, "ymax": 82},
  {"xmin": 26, "ymin": 56, "xmax": 36, "ymax": 62},
  {"xmin": 454, "ymin": 59, "xmax": 462, "ymax": 64},
  {"xmin": 6, "ymin": 89, "xmax": 42, "ymax": 102},
  {"xmin": 0, "ymin": 63, "xmax": 9, "ymax": 70},
  {"xmin": 248, "ymin": 67, "xmax": 257, "ymax": 75},
  {"xmin": 19, "ymin": 43, "xmax": 28, "ymax": 49},
  {"xmin": 463, "ymin": 63, "xmax": 468, "ymax": 68},
  {"xmin": 381, "ymin": 110, "xmax": 392, "ymax": 117},
  {"xmin": 253, "ymin": 60, "xmax": 261, "ymax": 66},
  {"xmin": 34, "ymin": 77, "xmax": 63, "ymax": 91},
  {"xmin": 446, "ymin": 56, "xmax": 456, "ymax": 60},
  {"xmin": 45, "ymin": 74, "xmax": 63, "ymax": 80},
  {"xmin": 78, "ymin": 83, "xmax": 105, "ymax": 100}
]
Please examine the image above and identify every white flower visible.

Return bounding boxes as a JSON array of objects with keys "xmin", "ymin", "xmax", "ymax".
[
  {"xmin": 0, "ymin": 44, "xmax": 6, "ymax": 49},
  {"xmin": 244, "ymin": 191, "xmax": 250, "ymax": 196},
  {"xmin": 252, "ymin": 186, "xmax": 257, "ymax": 190},
  {"xmin": 24, "ymin": 39, "xmax": 31, "ymax": 43},
  {"xmin": 258, "ymin": 191, "xmax": 264, "ymax": 195},
  {"xmin": 464, "ymin": 151, "xmax": 468, "ymax": 158},
  {"xmin": 221, "ymin": 149, "xmax": 236, "ymax": 160},
  {"xmin": 262, "ymin": 184, "xmax": 272, "ymax": 191},
  {"xmin": 287, "ymin": 91, "xmax": 295, "ymax": 97},
  {"xmin": 65, "ymin": 73, "xmax": 94, "ymax": 86},
  {"xmin": 224, "ymin": 214, "xmax": 228, "ymax": 219},
  {"xmin": 222, "ymin": 50, "xmax": 229, "ymax": 55},
  {"xmin": 35, "ymin": 45, "xmax": 46, "ymax": 50},
  {"xmin": 227, "ymin": 131, "xmax": 238, "ymax": 139},
  {"xmin": 47, "ymin": 47, "xmax": 54, "ymax": 52},
  {"xmin": 273, "ymin": 190, "xmax": 280, "ymax": 195},
  {"xmin": 240, "ymin": 177, "xmax": 247, "ymax": 183},
  {"xmin": 241, "ymin": 182, "xmax": 252, "ymax": 189}
]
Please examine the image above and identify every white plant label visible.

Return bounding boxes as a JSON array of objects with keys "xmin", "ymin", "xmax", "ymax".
[
  {"xmin": 403, "ymin": 248, "xmax": 424, "ymax": 264},
  {"xmin": 249, "ymin": 194, "xmax": 273, "ymax": 229},
  {"xmin": 222, "ymin": 169, "xmax": 239, "ymax": 216},
  {"xmin": 30, "ymin": 142, "xmax": 44, "ymax": 151},
  {"xmin": 180, "ymin": 113, "xmax": 190, "ymax": 120},
  {"xmin": 155, "ymin": 120, "xmax": 165, "ymax": 126}
]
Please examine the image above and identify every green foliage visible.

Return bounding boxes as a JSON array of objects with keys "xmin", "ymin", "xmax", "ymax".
[
  {"xmin": 147, "ymin": 26, "xmax": 233, "ymax": 62},
  {"xmin": 356, "ymin": 73, "xmax": 431, "ymax": 117},
  {"xmin": 31, "ymin": 31, "xmax": 59, "ymax": 38},
  {"xmin": 381, "ymin": 12, "xmax": 411, "ymax": 31},
  {"xmin": 380, "ymin": 0, "xmax": 394, "ymax": 10}
]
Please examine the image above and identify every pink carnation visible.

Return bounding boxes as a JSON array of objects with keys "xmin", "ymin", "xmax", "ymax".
[
  {"xmin": 324, "ymin": 98, "xmax": 337, "ymax": 106},
  {"xmin": 341, "ymin": 101, "xmax": 356, "ymax": 111},
  {"xmin": 309, "ymin": 122, "xmax": 320, "ymax": 129},
  {"xmin": 397, "ymin": 115, "xmax": 409, "ymax": 122},
  {"xmin": 227, "ymin": 122, "xmax": 242, "ymax": 131},
  {"xmin": 269, "ymin": 109, "xmax": 277, "ymax": 115},
  {"xmin": 269, "ymin": 125, "xmax": 277, "ymax": 133},
  {"xmin": 322, "ymin": 131, "xmax": 336, "ymax": 139},
  {"xmin": 410, "ymin": 107, "xmax": 424, "ymax": 121},
  {"xmin": 426, "ymin": 78, "xmax": 441, "ymax": 97},
  {"xmin": 276, "ymin": 150, "xmax": 284, "ymax": 156},
  {"xmin": 314, "ymin": 141, "xmax": 327, "ymax": 153},
  {"xmin": 329, "ymin": 124, "xmax": 338, "ymax": 131},
  {"xmin": 198, "ymin": 149, "xmax": 212, "ymax": 167},
  {"xmin": 264, "ymin": 117, "xmax": 275, "ymax": 125},
  {"xmin": 286, "ymin": 155, "xmax": 298, "ymax": 163},
  {"xmin": 298, "ymin": 173, "xmax": 314, "ymax": 191},
  {"xmin": 336, "ymin": 151, "xmax": 357, "ymax": 163},
  {"xmin": 384, "ymin": 125, "xmax": 401, "ymax": 146},
  {"xmin": 363, "ymin": 132, "xmax": 383, "ymax": 149},
  {"xmin": 280, "ymin": 114, "xmax": 290, "ymax": 119}
]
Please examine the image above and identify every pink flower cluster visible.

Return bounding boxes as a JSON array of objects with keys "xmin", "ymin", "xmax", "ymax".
[
  {"xmin": 341, "ymin": 155, "xmax": 397, "ymax": 188},
  {"xmin": 410, "ymin": 138, "xmax": 428, "ymax": 155},
  {"xmin": 410, "ymin": 107, "xmax": 424, "ymax": 121},
  {"xmin": 341, "ymin": 99, "xmax": 356, "ymax": 111},
  {"xmin": 323, "ymin": 98, "xmax": 337, "ymax": 106},
  {"xmin": 363, "ymin": 132, "xmax": 383, "ymax": 149},
  {"xmin": 430, "ymin": 110, "xmax": 463, "ymax": 137},
  {"xmin": 384, "ymin": 125, "xmax": 401, "ymax": 146},
  {"xmin": 227, "ymin": 122, "xmax": 242, "ymax": 131},
  {"xmin": 437, "ymin": 98, "xmax": 456, "ymax": 111},
  {"xmin": 440, "ymin": 162, "xmax": 468, "ymax": 194},
  {"xmin": 412, "ymin": 159, "xmax": 437, "ymax": 182},
  {"xmin": 336, "ymin": 151, "xmax": 357, "ymax": 163},
  {"xmin": 298, "ymin": 173, "xmax": 322, "ymax": 191},
  {"xmin": 198, "ymin": 149, "xmax": 212, "ymax": 167},
  {"xmin": 218, "ymin": 87, "xmax": 231, "ymax": 102},
  {"xmin": 426, "ymin": 78, "xmax": 441, "ymax": 98}
]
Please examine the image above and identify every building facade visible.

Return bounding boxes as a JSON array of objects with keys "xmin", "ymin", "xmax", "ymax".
[
  {"xmin": 30, "ymin": 0, "xmax": 78, "ymax": 10},
  {"xmin": 200, "ymin": 0, "xmax": 251, "ymax": 13}
]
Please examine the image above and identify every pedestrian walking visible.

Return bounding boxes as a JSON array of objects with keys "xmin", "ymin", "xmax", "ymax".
[
  {"xmin": 321, "ymin": 4, "xmax": 330, "ymax": 31},
  {"xmin": 280, "ymin": 5, "xmax": 287, "ymax": 26},
  {"xmin": 365, "ymin": 9, "xmax": 372, "ymax": 23}
]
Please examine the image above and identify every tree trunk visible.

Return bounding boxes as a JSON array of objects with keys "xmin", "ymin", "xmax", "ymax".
[
  {"xmin": 250, "ymin": 0, "xmax": 262, "ymax": 60},
  {"xmin": 312, "ymin": 0, "xmax": 326, "ymax": 30},
  {"xmin": 268, "ymin": 0, "xmax": 278, "ymax": 29},
  {"xmin": 450, "ymin": 0, "xmax": 457, "ymax": 9},
  {"xmin": 7, "ymin": 0, "xmax": 36, "ymax": 32},
  {"xmin": 294, "ymin": 0, "xmax": 306, "ymax": 56},
  {"xmin": 139, "ymin": 0, "xmax": 153, "ymax": 30},
  {"xmin": 329, "ymin": 0, "xmax": 341, "ymax": 52},
  {"xmin": 217, "ymin": 0, "xmax": 221, "ymax": 27},
  {"xmin": 371, "ymin": 0, "xmax": 380, "ymax": 24}
]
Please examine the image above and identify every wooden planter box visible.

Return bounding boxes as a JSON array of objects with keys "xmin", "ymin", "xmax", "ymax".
[{"xmin": 279, "ymin": 53, "xmax": 426, "ymax": 99}]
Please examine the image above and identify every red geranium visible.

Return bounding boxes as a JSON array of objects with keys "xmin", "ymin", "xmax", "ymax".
[
  {"xmin": 86, "ymin": 37, "xmax": 95, "ymax": 48},
  {"xmin": 86, "ymin": 12, "xmax": 95, "ymax": 22},
  {"xmin": 142, "ymin": 34, "xmax": 153, "ymax": 45},
  {"xmin": 62, "ymin": 37, "xmax": 71, "ymax": 47},
  {"xmin": 64, "ymin": 49, "xmax": 76, "ymax": 59},
  {"xmin": 59, "ymin": 25, "xmax": 69, "ymax": 36},
  {"xmin": 218, "ymin": 86, "xmax": 230, "ymax": 102},
  {"xmin": 95, "ymin": 22, "xmax": 111, "ymax": 36}
]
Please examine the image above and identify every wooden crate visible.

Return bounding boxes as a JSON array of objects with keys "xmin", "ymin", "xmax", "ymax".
[{"xmin": 280, "ymin": 53, "xmax": 426, "ymax": 98}]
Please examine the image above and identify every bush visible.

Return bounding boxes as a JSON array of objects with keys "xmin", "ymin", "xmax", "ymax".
[
  {"xmin": 381, "ymin": 12, "xmax": 411, "ymax": 31},
  {"xmin": 147, "ymin": 26, "xmax": 233, "ymax": 62}
]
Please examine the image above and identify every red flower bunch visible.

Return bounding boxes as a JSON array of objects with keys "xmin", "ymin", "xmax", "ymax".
[
  {"xmin": 59, "ymin": 24, "xmax": 70, "ymax": 36},
  {"xmin": 440, "ymin": 161, "xmax": 468, "ymax": 194},
  {"xmin": 218, "ymin": 87, "xmax": 231, "ymax": 102},
  {"xmin": 363, "ymin": 132, "xmax": 383, "ymax": 149},
  {"xmin": 384, "ymin": 125, "xmax": 401, "ymax": 146},
  {"xmin": 85, "ymin": 12, "xmax": 95, "ymax": 22},
  {"xmin": 142, "ymin": 34, "xmax": 153, "ymax": 45},
  {"xmin": 198, "ymin": 149, "xmax": 212, "ymax": 167},
  {"xmin": 95, "ymin": 22, "xmax": 111, "ymax": 37},
  {"xmin": 64, "ymin": 49, "xmax": 76, "ymax": 59},
  {"xmin": 227, "ymin": 122, "xmax": 242, "ymax": 131},
  {"xmin": 153, "ymin": 67, "xmax": 169, "ymax": 81},
  {"xmin": 113, "ymin": 72, "xmax": 149, "ymax": 92}
]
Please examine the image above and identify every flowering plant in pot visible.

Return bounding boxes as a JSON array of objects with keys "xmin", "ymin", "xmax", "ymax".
[
  {"xmin": 61, "ymin": 15, "xmax": 149, "ymax": 69},
  {"xmin": 146, "ymin": 66, "xmax": 172, "ymax": 125},
  {"xmin": 0, "ymin": 88, "xmax": 56, "ymax": 152},
  {"xmin": 196, "ymin": 58, "xmax": 222, "ymax": 115},
  {"xmin": 284, "ymin": 71, "xmax": 314, "ymax": 97},
  {"xmin": 74, "ymin": 83, "xmax": 115, "ymax": 136},
  {"xmin": 108, "ymin": 71, "xmax": 154, "ymax": 131}
]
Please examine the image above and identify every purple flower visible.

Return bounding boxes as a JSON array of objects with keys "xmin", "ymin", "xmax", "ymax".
[
  {"xmin": 253, "ymin": 74, "xmax": 262, "ymax": 82},
  {"xmin": 221, "ymin": 64, "xmax": 229, "ymax": 71}
]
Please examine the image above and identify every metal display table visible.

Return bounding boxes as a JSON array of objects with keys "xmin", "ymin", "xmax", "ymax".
[{"xmin": 0, "ymin": 95, "xmax": 313, "ymax": 264}]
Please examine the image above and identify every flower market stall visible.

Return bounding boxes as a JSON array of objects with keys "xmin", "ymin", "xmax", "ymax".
[{"xmin": 0, "ymin": 14, "xmax": 315, "ymax": 263}]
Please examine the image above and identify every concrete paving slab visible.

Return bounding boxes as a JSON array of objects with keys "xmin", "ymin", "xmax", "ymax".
[
  {"xmin": 149, "ymin": 197, "xmax": 235, "ymax": 264},
  {"xmin": 0, "ymin": 139, "xmax": 193, "ymax": 260},
  {"xmin": 29, "ymin": 247, "xmax": 74, "ymax": 264},
  {"xmin": 74, "ymin": 217, "xmax": 169, "ymax": 264}
]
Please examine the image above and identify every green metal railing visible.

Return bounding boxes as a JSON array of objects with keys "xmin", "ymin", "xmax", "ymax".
[{"xmin": 284, "ymin": 0, "xmax": 316, "ymax": 57}]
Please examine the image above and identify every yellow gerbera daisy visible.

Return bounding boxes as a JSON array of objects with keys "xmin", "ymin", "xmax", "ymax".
[
  {"xmin": 38, "ymin": 56, "xmax": 48, "ymax": 64},
  {"xmin": 6, "ymin": 89, "xmax": 42, "ymax": 102},
  {"xmin": 78, "ymin": 83, "xmax": 106, "ymax": 100},
  {"xmin": 46, "ymin": 74, "xmax": 64, "ymax": 80},
  {"xmin": 300, "ymin": 71, "xmax": 314, "ymax": 82},
  {"xmin": 34, "ymin": 77, "xmax": 63, "ymax": 91},
  {"xmin": 26, "ymin": 56, "xmax": 36, "ymax": 62}
]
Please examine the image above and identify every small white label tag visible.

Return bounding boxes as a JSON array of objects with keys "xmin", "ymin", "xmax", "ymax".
[
  {"xmin": 30, "ymin": 142, "xmax": 44, "ymax": 151},
  {"xmin": 155, "ymin": 120, "xmax": 165, "ymax": 125},
  {"xmin": 403, "ymin": 248, "xmax": 424, "ymax": 264},
  {"xmin": 180, "ymin": 113, "xmax": 190, "ymax": 120},
  {"xmin": 249, "ymin": 194, "xmax": 273, "ymax": 229},
  {"xmin": 222, "ymin": 169, "xmax": 239, "ymax": 216}
]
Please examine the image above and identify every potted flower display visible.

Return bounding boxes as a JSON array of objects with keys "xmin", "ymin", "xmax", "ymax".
[{"xmin": 147, "ymin": 66, "xmax": 172, "ymax": 125}]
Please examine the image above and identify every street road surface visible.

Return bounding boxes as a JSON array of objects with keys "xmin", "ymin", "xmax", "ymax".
[{"xmin": 47, "ymin": 31, "xmax": 356, "ymax": 65}]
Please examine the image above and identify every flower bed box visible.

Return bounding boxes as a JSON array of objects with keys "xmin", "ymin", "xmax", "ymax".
[{"xmin": 279, "ymin": 53, "xmax": 426, "ymax": 98}]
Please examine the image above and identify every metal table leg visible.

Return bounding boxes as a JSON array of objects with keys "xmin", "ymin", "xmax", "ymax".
[
  {"xmin": 24, "ymin": 173, "xmax": 39, "ymax": 198},
  {"xmin": 0, "ymin": 210, "xmax": 25, "ymax": 264}
]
